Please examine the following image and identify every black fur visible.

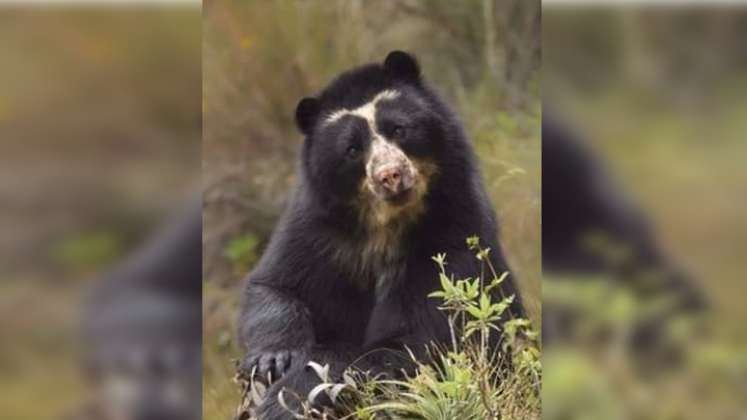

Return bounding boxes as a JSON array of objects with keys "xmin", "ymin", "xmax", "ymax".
[
  {"xmin": 238, "ymin": 52, "xmax": 525, "ymax": 420},
  {"xmin": 295, "ymin": 97, "xmax": 321, "ymax": 136}
]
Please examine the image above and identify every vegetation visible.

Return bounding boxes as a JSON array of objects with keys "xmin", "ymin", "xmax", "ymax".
[{"xmin": 543, "ymin": 271, "xmax": 747, "ymax": 420}]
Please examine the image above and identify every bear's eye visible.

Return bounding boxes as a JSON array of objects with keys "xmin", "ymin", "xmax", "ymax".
[
  {"xmin": 346, "ymin": 145, "xmax": 361, "ymax": 159},
  {"xmin": 391, "ymin": 126, "xmax": 407, "ymax": 139}
]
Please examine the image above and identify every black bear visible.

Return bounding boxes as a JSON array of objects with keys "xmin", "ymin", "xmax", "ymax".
[{"xmin": 237, "ymin": 51, "xmax": 526, "ymax": 419}]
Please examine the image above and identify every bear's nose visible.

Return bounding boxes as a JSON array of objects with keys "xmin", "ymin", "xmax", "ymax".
[{"xmin": 375, "ymin": 166, "xmax": 402, "ymax": 192}]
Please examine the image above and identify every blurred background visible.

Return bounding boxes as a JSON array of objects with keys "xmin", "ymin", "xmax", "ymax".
[
  {"xmin": 202, "ymin": 1, "xmax": 541, "ymax": 418},
  {"xmin": 543, "ymin": 5, "xmax": 747, "ymax": 420},
  {"xmin": 0, "ymin": 4, "xmax": 201, "ymax": 418}
]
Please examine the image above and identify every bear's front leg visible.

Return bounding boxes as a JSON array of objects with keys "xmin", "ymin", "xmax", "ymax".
[
  {"xmin": 238, "ymin": 283, "xmax": 315, "ymax": 383},
  {"xmin": 254, "ymin": 345, "xmax": 359, "ymax": 420}
]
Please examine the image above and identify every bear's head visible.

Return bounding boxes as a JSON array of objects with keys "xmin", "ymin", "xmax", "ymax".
[{"xmin": 295, "ymin": 51, "xmax": 468, "ymax": 230}]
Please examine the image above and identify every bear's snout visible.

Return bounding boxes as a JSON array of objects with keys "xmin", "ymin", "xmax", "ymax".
[
  {"xmin": 375, "ymin": 165, "xmax": 403, "ymax": 193},
  {"xmin": 371, "ymin": 161, "xmax": 415, "ymax": 202},
  {"xmin": 366, "ymin": 139, "xmax": 416, "ymax": 202}
]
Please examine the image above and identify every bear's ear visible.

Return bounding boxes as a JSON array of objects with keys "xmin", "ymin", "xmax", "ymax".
[
  {"xmin": 295, "ymin": 97, "xmax": 321, "ymax": 136},
  {"xmin": 384, "ymin": 50, "xmax": 421, "ymax": 83}
]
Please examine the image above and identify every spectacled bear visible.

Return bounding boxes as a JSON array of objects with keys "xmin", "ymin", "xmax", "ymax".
[{"xmin": 237, "ymin": 51, "xmax": 526, "ymax": 419}]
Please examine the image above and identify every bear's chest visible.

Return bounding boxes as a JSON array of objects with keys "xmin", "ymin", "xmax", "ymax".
[
  {"xmin": 332, "ymin": 231, "xmax": 407, "ymax": 297},
  {"xmin": 309, "ymin": 276, "xmax": 375, "ymax": 343}
]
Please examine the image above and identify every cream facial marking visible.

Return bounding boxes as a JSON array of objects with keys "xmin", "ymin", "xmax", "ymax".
[
  {"xmin": 323, "ymin": 89, "xmax": 415, "ymax": 200},
  {"xmin": 323, "ymin": 89, "xmax": 400, "ymax": 126}
]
